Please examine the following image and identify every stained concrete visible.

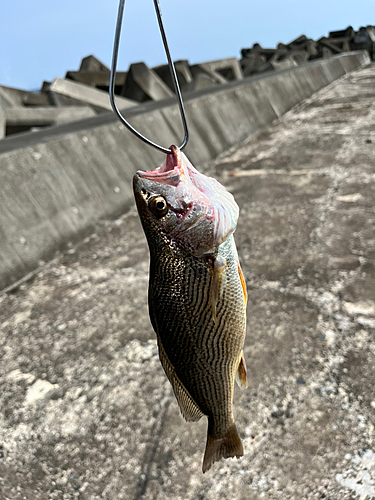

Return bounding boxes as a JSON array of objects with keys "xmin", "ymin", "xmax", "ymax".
[
  {"xmin": 0, "ymin": 63, "xmax": 374, "ymax": 499},
  {"xmin": 0, "ymin": 52, "xmax": 370, "ymax": 291}
]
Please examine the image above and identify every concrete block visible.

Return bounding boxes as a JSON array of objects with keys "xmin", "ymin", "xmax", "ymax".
[
  {"xmin": 241, "ymin": 53, "xmax": 267, "ymax": 77},
  {"xmin": 121, "ymin": 62, "xmax": 174, "ymax": 102},
  {"xmin": 191, "ymin": 73, "xmax": 220, "ymax": 91},
  {"xmin": 198, "ymin": 57, "xmax": 243, "ymax": 81},
  {"xmin": 365, "ymin": 26, "xmax": 375, "ymax": 41},
  {"xmin": 242, "ymin": 44, "xmax": 283, "ymax": 62},
  {"xmin": 190, "ymin": 64, "xmax": 228, "ymax": 85},
  {"xmin": 65, "ymin": 55, "xmax": 126, "ymax": 93},
  {"xmin": 352, "ymin": 27, "xmax": 375, "ymax": 59},
  {"xmin": 287, "ymin": 35, "xmax": 309, "ymax": 48},
  {"xmin": 44, "ymin": 78, "xmax": 137, "ymax": 112},
  {"xmin": 79, "ymin": 55, "xmax": 109, "ymax": 73},
  {"xmin": 317, "ymin": 37, "xmax": 344, "ymax": 54},
  {"xmin": 304, "ymin": 40, "xmax": 319, "ymax": 58},
  {"xmin": 0, "ymin": 85, "xmax": 47, "ymax": 107},
  {"xmin": 288, "ymin": 39, "xmax": 317, "ymax": 57},
  {"xmin": 0, "ymin": 88, "xmax": 14, "ymax": 109},
  {"xmin": 290, "ymin": 51, "xmax": 309, "ymax": 65},
  {"xmin": 329, "ymin": 26, "xmax": 355, "ymax": 40},
  {"xmin": 153, "ymin": 60, "xmax": 193, "ymax": 92},
  {"xmin": 22, "ymin": 92, "xmax": 50, "ymax": 107},
  {"xmin": 65, "ymin": 71, "xmax": 127, "ymax": 91},
  {"xmin": 262, "ymin": 57, "xmax": 298, "ymax": 73},
  {"xmin": 325, "ymin": 37, "xmax": 351, "ymax": 52},
  {"xmin": 322, "ymin": 47, "xmax": 333, "ymax": 59},
  {"xmin": 4, "ymin": 107, "xmax": 96, "ymax": 136}
]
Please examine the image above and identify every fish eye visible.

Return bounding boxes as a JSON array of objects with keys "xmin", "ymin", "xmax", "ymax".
[{"xmin": 149, "ymin": 196, "xmax": 168, "ymax": 218}]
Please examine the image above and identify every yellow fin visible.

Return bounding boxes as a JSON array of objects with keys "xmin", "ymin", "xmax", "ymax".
[
  {"xmin": 211, "ymin": 256, "xmax": 227, "ymax": 323},
  {"xmin": 157, "ymin": 339, "xmax": 204, "ymax": 422},
  {"xmin": 237, "ymin": 262, "xmax": 247, "ymax": 305},
  {"xmin": 235, "ymin": 351, "xmax": 248, "ymax": 389}
]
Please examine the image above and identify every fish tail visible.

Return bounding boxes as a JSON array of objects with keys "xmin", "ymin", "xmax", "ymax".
[{"xmin": 202, "ymin": 419, "xmax": 244, "ymax": 473}]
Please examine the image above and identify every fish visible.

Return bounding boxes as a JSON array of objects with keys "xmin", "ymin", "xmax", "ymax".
[{"xmin": 133, "ymin": 145, "xmax": 247, "ymax": 473}]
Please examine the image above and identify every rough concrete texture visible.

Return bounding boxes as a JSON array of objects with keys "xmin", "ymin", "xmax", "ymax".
[
  {"xmin": 0, "ymin": 52, "xmax": 370, "ymax": 291},
  {"xmin": 121, "ymin": 63, "xmax": 174, "ymax": 102},
  {"xmin": 203, "ymin": 57, "xmax": 244, "ymax": 81},
  {"xmin": 4, "ymin": 107, "xmax": 96, "ymax": 130},
  {"xmin": 1, "ymin": 63, "xmax": 374, "ymax": 499},
  {"xmin": 45, "ymin": 78, "xmax": 137, "ymax": 111}
]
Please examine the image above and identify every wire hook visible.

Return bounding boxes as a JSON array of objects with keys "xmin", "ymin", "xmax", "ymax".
[{"xmin": 109, "ymin": 0, "xmax": 189, "ymax": 154}]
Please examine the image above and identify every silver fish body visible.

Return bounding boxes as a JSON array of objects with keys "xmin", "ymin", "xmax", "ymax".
[{"xmin": 133, "ymin": 146, "xmax": 247, "ymax": 472}]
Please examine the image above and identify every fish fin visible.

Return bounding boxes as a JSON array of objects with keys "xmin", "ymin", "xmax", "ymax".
[
  {"xmin": 235, "ymin": 351, "xmax": 248, "ymax": 389},
  {"xmin": 237, "ymin": 262, "xmax": 247, "ymax": 305},
  {"xmin": 211, "ymin": 256, "xmax": 227, "ymax": 323},
  {"xmin": 202, "ymin": 420, "xmax": 244, "ymax": 473},
  {"xmin": 157, "ymin": 339, "xmax": 204, "ymax": 422}
]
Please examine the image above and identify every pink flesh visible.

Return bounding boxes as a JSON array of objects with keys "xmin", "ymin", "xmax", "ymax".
[
  {"xmin": 137, "ymin": 146, "xmax": 239, "ymax": 246},
  {"xmin": 138, "ymin": 145, "xmax": 181, "ymax": 186}
]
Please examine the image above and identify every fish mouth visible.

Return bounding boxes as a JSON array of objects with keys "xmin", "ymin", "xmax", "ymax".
[{"xmin": 136, "ymin": 145, "xmax": 182, "ymax": 186}]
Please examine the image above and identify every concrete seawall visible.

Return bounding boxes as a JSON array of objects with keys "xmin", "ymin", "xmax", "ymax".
[{"xmin": 0, "ymin": 51, "xmax": 370, "ymax": 290}]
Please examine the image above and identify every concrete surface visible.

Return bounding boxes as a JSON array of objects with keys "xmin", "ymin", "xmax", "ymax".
[
  {"xmin": 0, "ymin": 52, "xmax": 369, "ymax": 291},
  {"xmin": 65, "ymin": 71, "xmax": 127, "ymax": 90},
  {"xmin": 0, "ymin": 85, "xmax": 47, "ymax": 108},
  {"xmin": 198, "ymin": 57, "xmax": 244, "ymax": 81},
  {"xmin": 79, "ymin": 56, "xmax": 110, "ymax": 73},
  {"xmin": 121, "ymin": 63, "xmax": 174, "ymax": 102},
  {"xmin": 1, "ymin": 62, "xmax": 374, "ymax": 499},
  {"xmin": 44, "ymin": 78, "xmax": 137, "ymax": 111},
  {"xmin": 153, "ymin": 60, "xmax": 193, "ymax": 93},
  {"xmin": 189, "ymin": 64, "xmax": 228, "ymax": 85},
  {"xmin": 4, "ymin": 107, "xmax": 96, "ymax": 134}
]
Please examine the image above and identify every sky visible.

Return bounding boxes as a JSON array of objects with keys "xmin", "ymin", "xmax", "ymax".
[{"xmin": 0, "ymin": 0, "xmax": 374, "ymax": 91}]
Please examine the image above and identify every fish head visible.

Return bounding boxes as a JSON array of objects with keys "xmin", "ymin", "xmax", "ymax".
[{"xmin": 133, "ymin": 146, "xmax": 239, "ymax": 257}]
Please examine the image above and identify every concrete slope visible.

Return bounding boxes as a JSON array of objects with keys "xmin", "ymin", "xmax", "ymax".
[
  {"xmin": 0, "ymin": 64, "xmax": 374, "ymax": 499},
  {"xmin": 0, "ymin": 51, "xmax": 370, "ymax": 290}
]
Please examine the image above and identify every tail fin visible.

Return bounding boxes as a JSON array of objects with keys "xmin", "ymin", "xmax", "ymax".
[{"xmin": 202, "ymin": 420, "xmax": 243, "ymax": 473}]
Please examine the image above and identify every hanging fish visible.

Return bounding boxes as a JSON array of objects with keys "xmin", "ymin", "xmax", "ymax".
[{"xmin": 133, "ymin": 145, "xmax": 247, "ymax": 472}]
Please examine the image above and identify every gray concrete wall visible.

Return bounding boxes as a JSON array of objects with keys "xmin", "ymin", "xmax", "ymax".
[{"xmin": 0, "ymin": 51, "xmax": 370, "ymax": 290}]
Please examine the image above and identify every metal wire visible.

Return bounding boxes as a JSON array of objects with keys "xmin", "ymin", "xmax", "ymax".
[{"xmin": 109, "ymin": 0, "xmax": 189, "ymax": 154}]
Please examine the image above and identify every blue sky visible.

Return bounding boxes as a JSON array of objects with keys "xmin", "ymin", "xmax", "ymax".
[{"xmin": 1, "ymin": 0, "xmax": 374, "ymax": 90}]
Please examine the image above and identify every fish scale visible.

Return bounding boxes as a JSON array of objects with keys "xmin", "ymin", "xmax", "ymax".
[
  {"xmin": 133, "ymin": 146, "xmax": 247, "ymax": 472},
  {"xmin": 149, "ymin": 234, "xmax": 245, "ymax": 441}
]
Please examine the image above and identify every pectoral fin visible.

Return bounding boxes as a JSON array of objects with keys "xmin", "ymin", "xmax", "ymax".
[
  {"xmin": 235, "ymin": 351, "xmax": 248, "ymax": 389},
  {"xmin": 237, "ymin": 262, "xmax": 247, "ymax": 305},
  {"xmin": 211, "ymin": 256, "xmax": 227, "ymax": 323}
]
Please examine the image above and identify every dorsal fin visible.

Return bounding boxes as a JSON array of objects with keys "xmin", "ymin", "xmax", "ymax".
[
  {"xmin": 210, "ymin": 256, "xmax": 227, "ymax": 323},
  {"xmin": 157, "ymin": 339, "xmax": 204, "ymax": 422}
]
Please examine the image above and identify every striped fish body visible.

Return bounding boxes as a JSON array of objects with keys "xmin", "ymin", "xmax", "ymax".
[{"xmin": 133, "ymin": 146, "xmax": 247, "ymax": 472}]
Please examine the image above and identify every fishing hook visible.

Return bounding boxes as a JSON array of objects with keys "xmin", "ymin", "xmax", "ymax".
[{"xmin": 109, "ymin": 0, "xmax": 189, "ymax": 154}]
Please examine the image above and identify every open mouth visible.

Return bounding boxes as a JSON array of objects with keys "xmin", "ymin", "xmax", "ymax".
[{"xmin": 137, "ymin": 145, "xmax": 181, "ymax": 185}]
